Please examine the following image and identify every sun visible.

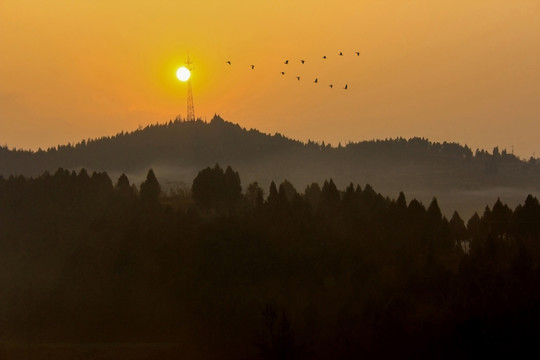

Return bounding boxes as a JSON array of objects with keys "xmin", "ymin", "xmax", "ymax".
[{"xmin": 176, "ymin": 66, "xmax": 191, "ymax": 81}]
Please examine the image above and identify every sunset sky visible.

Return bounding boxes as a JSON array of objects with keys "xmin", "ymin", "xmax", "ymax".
[{"xmin": 1, "ymin": 0, "xmax": 539, "ymax": 157}]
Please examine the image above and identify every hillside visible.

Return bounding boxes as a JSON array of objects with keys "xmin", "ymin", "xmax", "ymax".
[{"xmin": 1, "ymin": 115, "xmax": 539, "ymax": 216}]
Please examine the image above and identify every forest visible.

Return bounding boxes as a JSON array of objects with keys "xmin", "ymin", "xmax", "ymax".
[
  {"xmin": 1, "ymin": 164, "xmax": 539, "ymax": 359},
  {"xmin": 1, "ymin": 116, "xmax": 539, "ymax": 192}
]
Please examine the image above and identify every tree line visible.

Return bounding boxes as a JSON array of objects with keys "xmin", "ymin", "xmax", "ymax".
[
  {"xmin": 1, "ymin": 116, "xmax": 539, "ymax": 191},
  {"xmin": 0, "ymin": 165, "xmax": 539, "ymax": 358}
]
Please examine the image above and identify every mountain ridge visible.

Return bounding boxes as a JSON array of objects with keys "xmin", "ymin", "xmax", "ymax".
[
  {"xmin": 1, "ymin": 115, "xmax": 538, "ymax": 184},
  {"xmin": 1, "ymin": 115, "xmax": 539, "ymax": 217}
]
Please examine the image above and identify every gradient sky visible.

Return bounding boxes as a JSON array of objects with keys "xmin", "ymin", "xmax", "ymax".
[{"xmin": 1, "ymin": 0, "xmax": 539, "ymax": 157}]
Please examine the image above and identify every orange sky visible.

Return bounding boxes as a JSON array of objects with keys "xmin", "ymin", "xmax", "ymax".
[{"xmin": 1, "ymin": 0, "xmax": 539, "ymax": 158}]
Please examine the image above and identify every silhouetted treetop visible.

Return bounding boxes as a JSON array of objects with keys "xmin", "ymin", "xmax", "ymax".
[
  {"xmin": 320, "ymin": 179, "xmax": 340, "ymax": 209},
  {"xmin": 396, "ymin": 191, "xmax": 407, "ymax": 209},
  {"xmin": 116, "ymin": 173, "xmax": 130, "ymax": 189},
  {"xmin": 267, "ymin": 181, "xmax": 279, "ymax": 204},
  {"xmin": 245, "ymin": 181, "xmax": 264, "ymax": 210},
  {"xmin": 278, "ymin": 180, "xmax": 297, "ymax": 203},
  {"xmin": 304, "ymin": 182, "xmax": 321, "ymax": 209},
  {"xmin": 427, "ymin": 197, "xmax": 443, "ymax": 221},
  {"xmin": 140, "ymin": 169, "xmax": 161, "ymax": 203},
  {"xmin": 192, "ymin": 164, "xmax": 242, "ymax": 214}
]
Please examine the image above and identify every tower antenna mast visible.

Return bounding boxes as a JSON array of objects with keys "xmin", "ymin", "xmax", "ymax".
[{"xmin": 185, "ymin": 55, "xmax": 195, "ymax": 121}]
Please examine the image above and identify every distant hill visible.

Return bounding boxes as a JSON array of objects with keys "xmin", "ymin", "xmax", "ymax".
[
  {"xmin": 1, "ymin": 115, "xmax": 302, "ymax": 178},
  {"xmin": 1, "ymin": 115, "xmax": 539, "ymax": 216}
]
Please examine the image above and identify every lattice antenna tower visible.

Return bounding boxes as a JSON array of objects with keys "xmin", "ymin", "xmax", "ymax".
[{"xmin": 185, "ymin": 55, "xmax": 195, "ymax": 121}]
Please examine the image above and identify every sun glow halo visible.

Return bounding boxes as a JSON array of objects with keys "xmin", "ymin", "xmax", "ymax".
[{"xmin": 176, "ymin": 67, "xmax": 191, "ymax": 82}]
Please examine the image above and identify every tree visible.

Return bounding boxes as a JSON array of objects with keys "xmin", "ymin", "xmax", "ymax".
[
  {"xmin": 427, "ymin": 197, "xmax": 443, "ymax": 222},
  {"xmin": 140, "ymin": 169, "xmax": 161, "ymax": 203},
  {"xmin": 304, "ymin": 182, "xmax": 321, "ymax": 209},
  {"xmin": 224, "ymin": 166, "xmax": 243, "ymax": 205},
  {"xmin": 449, "ymin": 211, "xmax": 467, "ymax": 241},
  {"xmin": 320, "ymin": 179, "xmax": 340, "ymax": 211},
  {"xmin": 490, "ymin": 198, "xmax": 512, "ymax": 236},
  {"xmin": 342, "ymin": 183, "xmax": 356, "ymax": 208},
  {"xmin": 191, "ymin": 164, "xmax": 242, "ymax": 214},
  {"xmin": 267, "ymin": 181, "xmax": 279, "ymax": 205},
  {"xmin": 245, "ymin": 182, "xmax": 264, "ymax": 210},
  {"xmin": 116, "ymin": 173, "xmax": 135, "ymax": 198},
  {"xmin": 396, "ymin": 191, "xmax": 407, "ymax": 209},
  {"xmin": 467, "ymin": 212, "xmax": 481, "ymax": 238},
  {"xmin": 278, "ymin": 180, "xmax": 297, "ymax": 202}
]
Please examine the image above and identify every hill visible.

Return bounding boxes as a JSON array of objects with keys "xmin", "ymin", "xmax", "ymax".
[{"xmin": 1, "ymin": 115, "xmax": 539, "ymax": 216}]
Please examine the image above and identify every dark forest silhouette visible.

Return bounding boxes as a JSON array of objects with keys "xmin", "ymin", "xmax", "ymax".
[
  {"xmin": 1, "ymin": 116, "xmax": 539, "ymax": 194},
  {"xmin": 1, "ymin": 165, "xmax": 539, "ymax": 358}
]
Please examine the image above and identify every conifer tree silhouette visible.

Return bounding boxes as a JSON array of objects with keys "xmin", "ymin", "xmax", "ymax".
[{"xmin": 140, "ymin": 169, "xmax": 161, "ymax": 203}]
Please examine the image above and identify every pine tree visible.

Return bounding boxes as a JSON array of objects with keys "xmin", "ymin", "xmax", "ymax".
[{"xmin": 140, "ymin": 169, "xmax": 161, "ymax": 203}]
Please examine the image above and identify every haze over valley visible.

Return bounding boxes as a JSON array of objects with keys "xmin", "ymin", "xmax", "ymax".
[{"xmin": 2, "ymin": 115, "xmax": 538, "ymax": 218}]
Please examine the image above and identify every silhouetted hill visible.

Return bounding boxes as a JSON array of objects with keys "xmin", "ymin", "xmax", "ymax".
[
  {"xmin": 0, "ymin": 115, "xmax": 302, "ymax": 176},
  {"xmin": 1, "ymin": 115, "xmax": 539, "ymax": 216}
]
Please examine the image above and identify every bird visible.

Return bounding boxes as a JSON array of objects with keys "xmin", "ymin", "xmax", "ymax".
[
  {"xmin": 314, "ymin": 78, "xmax": 318, "ymax": 83},
  {"xmin": 329, "ymin": 84, "xmax": 333, "ymax": 88},
  {"xmin": 344, "ymin": 84, "xmax": 348, "ymax": 90},
  {"xmin": 296, "ymin": 76, "xmax": 301, "ymax": 81},
  {"xmin": 281, "ymin": 71, "xmax": 285, "ymax": 75},
  {"xmin": 284, "ymin": 60, "xmax": 289, "ymax": 64},
  {"xmin": 250, "ymin": 65, "xmax": 255, "ymax": 69},
  {"xmin": 322, "ymin": 55, "xmax": 327, "ymax": 59},
  {"xmin": 300, "ymin": 60, "xmax": 305, "ymax": 64},
  {"xmin": 339, "ymin": 52, "xmax": 343, "ymax": 56},
  {"xmin": 226, "ymin": 61, "xmax": 231, "ymax": 65},
  {"xmin": 355, "ymin": 51, "xmax": 360, "ymax": 56}
]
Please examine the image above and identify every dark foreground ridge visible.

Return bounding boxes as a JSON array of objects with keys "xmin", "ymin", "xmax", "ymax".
[{"xmin": 1, "ymin": 165, "xmax": 539, "ymax": 359}]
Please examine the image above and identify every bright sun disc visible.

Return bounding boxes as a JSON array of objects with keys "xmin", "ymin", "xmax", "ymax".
[{"xmin": 176, "ymin": 67, "xmax": 190, "ymax": 81}]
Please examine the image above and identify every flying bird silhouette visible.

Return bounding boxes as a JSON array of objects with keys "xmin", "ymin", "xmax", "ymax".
[
  {"xmin": 281, "ymin": 71, "xmax": 285, "ymax": 75},
  {"xmin": 226, "ymin": 61, "xmax": 231, "ymax": 65},
  {"xmin": 355, "ymin": 52, "xmax": 360, "ymax": 56},
  {"xmin": 344, "ymin": 84, "xmax": 348, "ymax": 90},
  {"xmin": 322, "ymin": 55, "xmax": 327, "ymax": 59},
  {"xmin": 250, "ymin": 65, "xmax": 255, "ymax": 69},
  {"xmin": 296, "ymin": 76, "xmax": 301, "ymax": 81},
  {"xmin": 284, "ymin": 60, "xmax": 289, "ymax": 64},
  {"xmin": 300, "ymin": 60, "xmax": 305, "ymax": 64},
  {"xmin": 329, "ymin": 84, "xmax": 333, "ymax": 88},
  {"xmin": 314, "ymin": 78, "xmax": 318, "ymax": 83},
  {"xmin": 339, "ymin": 52, "xmax": 343, "ymax": 56}
]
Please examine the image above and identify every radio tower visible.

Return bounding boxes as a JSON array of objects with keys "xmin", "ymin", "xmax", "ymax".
[{"xmin": 185, "ymin": 55, "xmax": 195, "ymax": 121}]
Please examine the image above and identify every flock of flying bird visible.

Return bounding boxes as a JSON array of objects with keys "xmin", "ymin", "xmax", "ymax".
[{"xmin": 225, "ymin": 51, "xmax": 361, "ymax": 90}]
